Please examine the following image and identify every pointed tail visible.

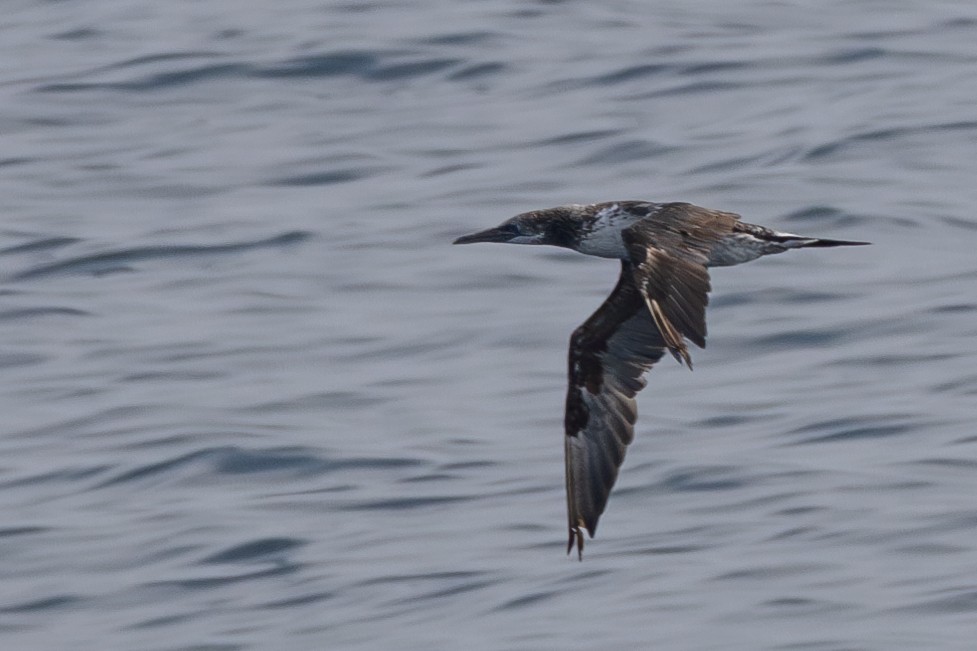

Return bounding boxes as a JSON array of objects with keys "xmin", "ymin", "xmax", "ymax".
[{"xmin": 797, "ymin": 237, "xmax": 871, "ymax": 248}]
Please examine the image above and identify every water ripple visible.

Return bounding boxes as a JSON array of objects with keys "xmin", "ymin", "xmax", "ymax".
[
  {"xmin": 592, "ymin": 63, "xmax": 669, "ymax": 85},
  {"xmin": 786, "ymin": 417, "xmax": 918, "ymax": 445},
  {"xmin": 202, "ymin": 537, "xmax": 305, "ymax": 564},
  {"xmin": 573, "ymin": 139, "xmax": 674, "ymax": 166},
  {"xmin": 95, "ymin": 446, "xmax": 327, "ymax": 488},
  {"xmin": 262, "ymin": 591, "xmax": 334, "ymax": 609},
  {"xmin": 10, "ymin": 231, "xmax": 310, "ymax": 281},
  {"xmin": 447, "ymin": 62, "xmax": 507, "ymax": 81},
  {"xmin": 37, "ymin": 64, "xmax": 252, "ymax": 93},
  {"xmin": 0, "ymin": 307, "xmax": 89, "ymax": 321},
  {"xmin": 267, "ymin": 169, "xmax": 384, "ymax": 187},
  {"xmin": 660, "ymin": 465, "xmax": 750, "ymax": 493},
  {"xmin": 339, "ymin": 495, "xmax": 470, "ymax": 512},
  {"xmin": 0, "ymin": 526, "xmax": 48, "ymax": 538},
  {"xmin": 494, "ymin": 590, "xmax": 557, "ymax": 612},
  {"xmin": 904, "ymin": 588, "xmax": 977, "ymax": 614},
  {"xmin": 255, "ymin": 51, "xmax": 461, "ymax": 81},
  {"xmin": 804, "ymin": 121, "xmax": 977, "ymax": 161},
  {"xmin": 145, "ymin": 565, "xmax": 301, "ymax": 591},
  {"xmin": 0, "ymin": 236, "xmax": 79, "ymax": 255},
  {"xmin": 416, "ymin": 31, "xmax": 495, "ymax": 46},
  {"xmin": 0, "ymin": 595, "xmax": 81, "ymax": 614},
  {"xmin": 31, "ymin": 46, "xmax": 487, "ymax": 98}
]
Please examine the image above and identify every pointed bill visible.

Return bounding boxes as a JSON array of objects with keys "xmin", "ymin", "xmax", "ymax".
[{"xmin": 453, "ymin": 227, "xmax": 516, "ymax": 245}]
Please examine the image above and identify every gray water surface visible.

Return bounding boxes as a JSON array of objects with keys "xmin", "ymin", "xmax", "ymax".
[{"xmin": 2, "ymin": 1, "xmax": 977, "ymax": 649}]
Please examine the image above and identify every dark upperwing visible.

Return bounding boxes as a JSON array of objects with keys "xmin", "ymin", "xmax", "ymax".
[
  {"xmin": 564, "ymin": 262, "xmax": 667, "ymax": 559},
  {"xmin": 565, "ymin": 206, "xmax": 729, "ymax": 558}
]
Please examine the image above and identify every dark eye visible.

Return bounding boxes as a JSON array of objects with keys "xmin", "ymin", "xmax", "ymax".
[{"xmin": 501, "ymin": 223, "xmax": 521, "ymax": 235}]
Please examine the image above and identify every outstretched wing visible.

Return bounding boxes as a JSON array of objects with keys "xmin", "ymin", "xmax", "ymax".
[
  {"xmin": 622, "ymin": 203, "xmax": 736, "ymax": 367},
  {"xmin": 565, "ymin": 262, "xmax": 667, "ymax": 559}
]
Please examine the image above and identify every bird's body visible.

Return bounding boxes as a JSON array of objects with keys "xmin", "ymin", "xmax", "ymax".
[{"xmin": 454, "ymin": 201, "xmax": 868, "ymax": 559}]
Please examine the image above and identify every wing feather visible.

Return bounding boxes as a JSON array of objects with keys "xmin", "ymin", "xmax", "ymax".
[
  {"xmin": 565, "ymin": 262, "xmax": 666, "ymax": 559},
  {"xmin": 565, "ymin": 203, "xmax": 739, "ymax": 557},
  {"xmin": 622, "ymin": 203, "xmax": 736, "ymax": 364},
  {"xmin": 564, "ymin": 204, "xmax": 735, "ymax": 558}
]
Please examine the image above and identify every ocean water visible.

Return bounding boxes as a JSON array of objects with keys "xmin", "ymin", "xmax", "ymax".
[{"xmin": 2, "ymin": 1, "xmax": 977, "ymax": 649}]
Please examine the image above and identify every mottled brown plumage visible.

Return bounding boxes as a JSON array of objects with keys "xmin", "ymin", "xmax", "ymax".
[
  {"xmin": 564, "ymin": 262, "xmax": 665, "ymax": 558},
  {"xmin": 454, "ymin": 201, "xmax": 868, "ymax": 559}
]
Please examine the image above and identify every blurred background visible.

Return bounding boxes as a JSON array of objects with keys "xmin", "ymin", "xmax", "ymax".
[{"xmin": 2, "ymin": 1, "xmax": 976, "ymax": 649}]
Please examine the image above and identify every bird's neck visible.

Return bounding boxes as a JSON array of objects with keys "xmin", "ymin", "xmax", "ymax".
[{"xmin": 573, "ymin": 221, "xmax": 632, "ymax": 259}]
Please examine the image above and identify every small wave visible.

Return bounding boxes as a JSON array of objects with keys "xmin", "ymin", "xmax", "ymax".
[
  {"xmin": 803, "ymin": 121, "xmax": 977, "ymax": 161},
  {"xmin": 356, "ymin": 570, "xmax": 486, "ymax": 587},
  {"xmin": 912, "ymin": 457, "xmax": 977, "ymax": 470},
  {"xmin": 532, "ymin": 128, "xmax": 622, "ymax": 147},
  {"xmin": 339, "ymin": 495, "xmax": 469, "ymax": 512},
  {"xmin": 660, "ymin": 465, "xmax": 750, "ymax": 493},
  {"xmin": 10, "ymin": 231, "xmax": 310, "ymax": 281},
  {"xmin": 0, "ymin": 307, "xmax": 89, "ymax": 321},
  {"xmin": 759, "ymin": 596, "xmax": 848, "ymax": 614},
  {"xmin": 786, "ymin": 416, "xmax": 917, "ymax": 445},
  {"xmin": 0, "ymin": 236, "xmax": 79, "ymax": 256},
  {"xmin": 106, "ymin": 51, "xmax": 227, "ymax": 71},
  {"xmin": 573, "ymin": 139, "xmax": 674, "ymax": 166},
  {"xmin": 781, "ymin": 204, "xmax": 868, "ymax": 227},
  {"xmin": 0, "ymin": 595, "xmax": 80, "ymax": 614},
  {"xmin": 51, "ymin": 27, "xmax": 101, "ymax": 41},
  {"xmin": 940, "ymin": 216, "xmax": 977, "ymax": 232},
  {"xmin": 95, "ymin": 446, "xmax": 422, "ymax": 489},
  {"xmin": 416, "ymin": 31, "xmax": 495, "ymax": 46},
  {"xmin": 0, "ymin": 352, "xmax": 45, "ymax": 369},
  {"xmin": 713, "ymin": 562, "xmax": 831, "ymax": 582},
  {"xmin": 368, "ymin": 59, "xmax": 461, "ymax": 81},
  {"xmin": 633, "ymin": 79, "xmax": 741, "ymax": 98},
  {"xmin": 95, "ymin": 446, "xmax": 322, "ymax": 488},
  {"xmin": 267, "ymin": 169, "xmax": 383, "ymax": 187},
  {"xmin": 591, "ymin": 63, "xmax": 668, "ymax": 86},
  {"xmin": 447, "ymin": 62, "xmax": 506, "ymax": 81},
  {"xmin": 494, "ymin": 590, "xmax": 558, "ymax": 612},
  {"xmin": 30, "ymin": 44, "xmax": 507, "ymax": 94},
  {"xmin": 387, "ymin": 580, "xmax": 496, "ymax": 607},
  {"xmin": 693, "ymin": 414, "xmax": 760, "ymax": 429},
  {"xmin": 819, "ymin": 47, "xmax": 887, "ymax": 64},
  {"xmin": 0, "ymin": 526, "xmax": 48, "ymax": 538},
  {"xmin": 0, "ymin": 157, "xmax": 34, "ymax": 168},
  {"xmin": 262, "ymin": 591, "xmax": 335, "ymax": 609},
  {"xmin": 254, "ymin": 50, "xmax": 460, "ymax": 81},
  {"xmin": 146, "ymin": 565, "xmax": 299, "ymax": 591},
  {"xmin": 202, "ymin": 537, "xmax": 305, "ymax": 564},
  {"xmin": 37, "ymin": 63, "xmax": 252, "ymax": 93},
  {"xmin": 931, "ymin": 373, "xmax": 977, "ymax": 397},
  {"xmin": 751, "ymin": 328, "xmax": 848, "ymax": 349},
  {"xmin": 249, "ymin": 390, "xmax": 388, "ymax": 413},
  {"xmin": 359, "ymin": 571, "xmax": 496, "ymax": 609},
  {"xmin": 901, "ymin": 588, "xmax": 977, "ymax": 614}
]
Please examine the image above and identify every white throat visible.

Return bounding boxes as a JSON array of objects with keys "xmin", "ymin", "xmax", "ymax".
[{"xmin": 575, "ymin": 204, "xmax": 642, "ymax": 259}]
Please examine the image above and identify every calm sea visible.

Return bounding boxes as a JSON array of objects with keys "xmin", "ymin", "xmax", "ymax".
[{"xmin": 2, "ymin": 1, "xmax": 976, "ymax": 649}]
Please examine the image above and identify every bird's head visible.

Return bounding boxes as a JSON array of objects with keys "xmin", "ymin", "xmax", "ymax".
[{"xmin": 453, "ymin": 207, "xmax": 578, "ymax": 247}]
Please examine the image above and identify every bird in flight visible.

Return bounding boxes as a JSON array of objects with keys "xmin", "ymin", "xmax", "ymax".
[{"xmin": 454, "ymin": 201, "xmax": 868, "ymax": 559}]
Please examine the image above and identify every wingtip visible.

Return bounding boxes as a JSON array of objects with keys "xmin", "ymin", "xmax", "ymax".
[
  {"xmin": 567, "ymin": 526, "xmax": 584, "ymax": 561},
  {"xmin": 668, "ymin": 347, "xmax": 694, "ymax": 370}
]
